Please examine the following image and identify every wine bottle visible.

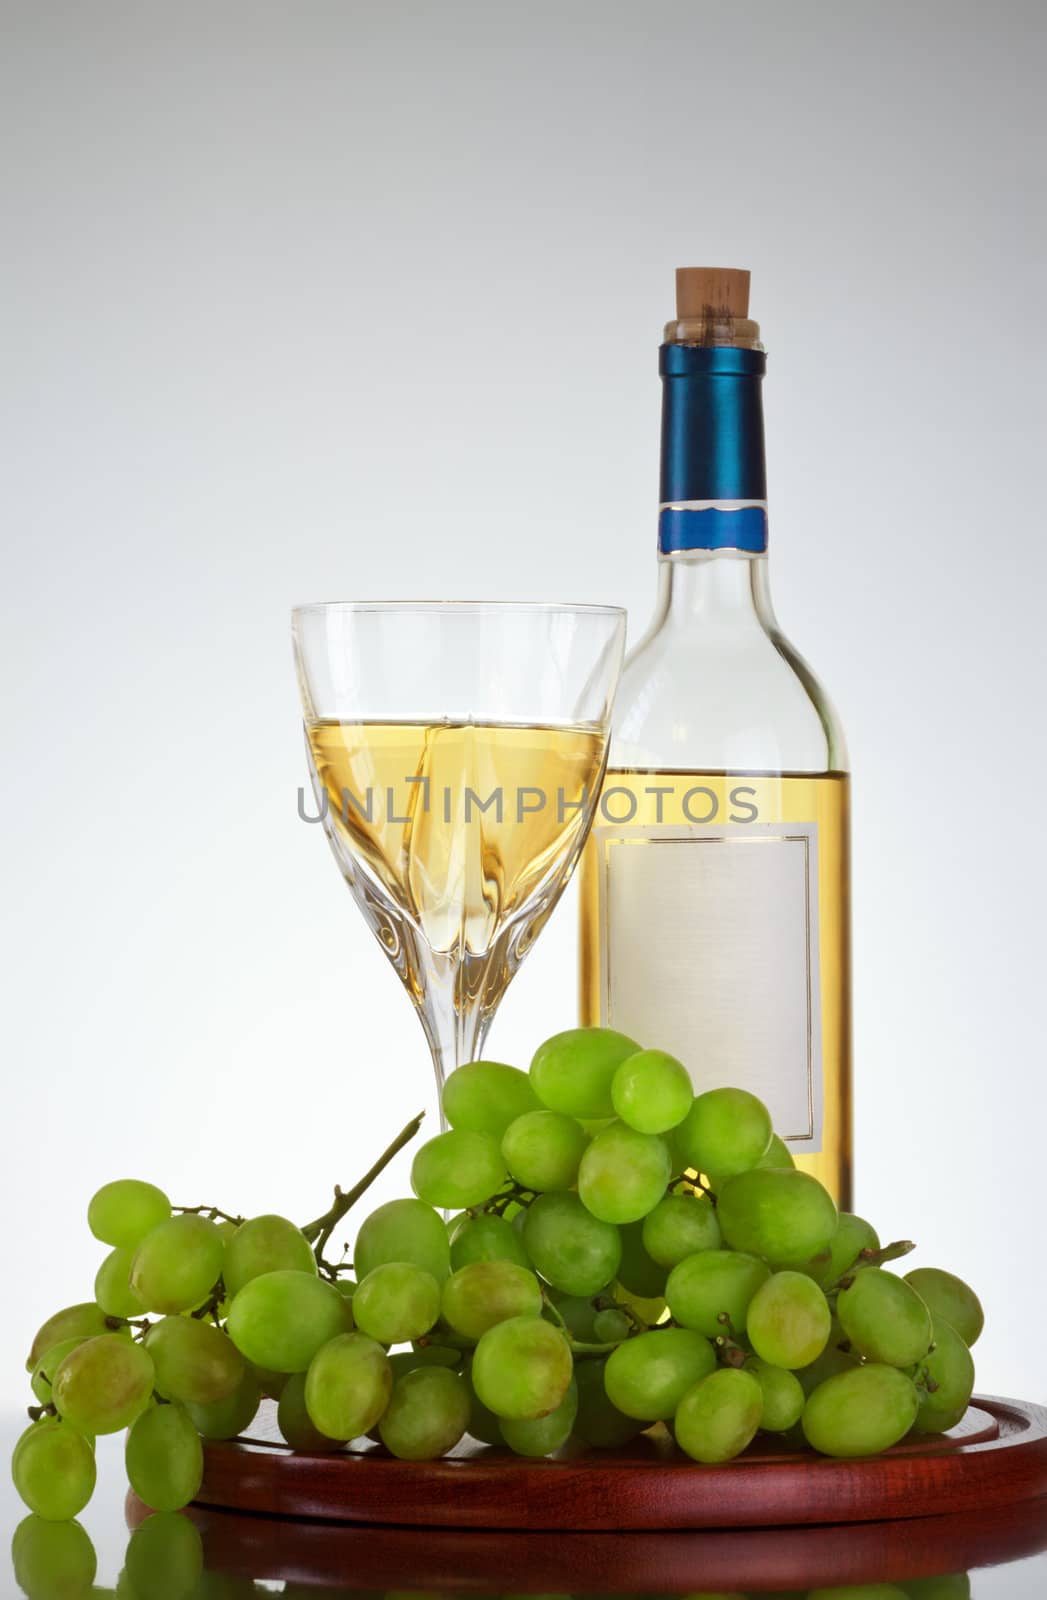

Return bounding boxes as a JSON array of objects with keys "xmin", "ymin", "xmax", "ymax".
[{"xmin": 580, "ymin": 268, "xmax": 851, "ymax": 1204}]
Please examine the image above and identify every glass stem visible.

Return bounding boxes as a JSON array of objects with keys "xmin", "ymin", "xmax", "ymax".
[{"xmin": 415, "ymin": 952, "xmax": 493, "ymax": 1129}]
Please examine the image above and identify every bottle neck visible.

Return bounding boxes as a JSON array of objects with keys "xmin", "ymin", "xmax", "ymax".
[
  {"xmin": 651, "ymin": 550, "xmax": 777, "ymax": 634},
  {"xmin": 658, "ymin": 343, "xmax": 768, "ymax": 559}
]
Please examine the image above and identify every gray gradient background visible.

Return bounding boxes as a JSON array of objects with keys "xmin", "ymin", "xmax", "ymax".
[{"xmin": 2, "ymin": 0, "xmax": 1045, "ymax": 1493}]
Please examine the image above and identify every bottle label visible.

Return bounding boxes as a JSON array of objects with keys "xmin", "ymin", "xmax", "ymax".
[
  {"xmin": 658, "ymin": 501, "xmax": 768, "ymax": 555},
  {"xmin": 589, "ymin": 819, "xmax": 823, "ymax": 1149}
]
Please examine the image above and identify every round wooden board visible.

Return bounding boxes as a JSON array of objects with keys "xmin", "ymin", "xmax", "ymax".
[
  {"xmin": 196, "ymin": 1394, "xmax": 1047, "ymax": 1531},
  {"xmin": 163, "ymin": 1495, "xmax": 1047, "ymax": 1593}
]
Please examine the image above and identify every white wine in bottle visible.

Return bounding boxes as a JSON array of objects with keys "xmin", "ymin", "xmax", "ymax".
[{"xmin": 580, "ymin": 268, "xmax": 851, "ymax": 1205}]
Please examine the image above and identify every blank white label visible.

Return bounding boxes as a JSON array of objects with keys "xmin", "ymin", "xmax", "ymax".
[{"xmin": 593, "ymin": 821, "xmax": 822, "ymax": 1148}]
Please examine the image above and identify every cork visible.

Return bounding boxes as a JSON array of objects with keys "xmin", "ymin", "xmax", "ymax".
[
  {"xmin": 675, "ymin": 267, "xmax": 751, "ymax": 321},
  {"xmin": 666, "ymin": 267, "xmax": 761, "ymax": 349}
]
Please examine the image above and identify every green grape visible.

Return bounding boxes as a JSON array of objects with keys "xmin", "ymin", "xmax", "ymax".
[
  {"xmin": 226, "ymin": 1270, "xmax": 353, "ymax": 1372},
  {"xmin": 795, "ymin": 1327, "xmax": 860, "ymax": 1395},
  {"xmin": 665, "ymin": 1250, "xmax": 771, "ymax": 1340},
  {"xmin": 642, "ymin": 1192, "xmax": 722, "ymax": 1268},
  {"xmin": 87, "ymin": 1181, "xmax": 171, "ymax": 1250},
  {"xmin": 125, "ymin": 1404, "xmax": 202, "ymax": 1512},
  {"xmin": 27, "ymin": 1305, "xmax": 112, "ymax": 1371},
  {"xmin": 354, "ymin": 1199, "xmax": 451, "ymax": 1283},
  {"xmin": 184, "ymin": 1369, "xmax": 261, "ymax": 1440},
  {"xmin": 803, "ymin": 1212, "xmax": 880, "ymax": 1288},
  {"xmin": 912, "ymin": 1317, "xmax": 976, "ymax": 1433},
  {"xmin": 610, "ymin": 1049, "xmax": 693, "ymax": 1134},
  {"xmin": 441, "ymin": 1260, "xmax": 543, "ymax": 1340},
  {"xmin": 411, "ymin": 1130, "xmax": 507, "ymax": 1209},
  {"xmin": 353, "ymin": 1263, "xmax": 442, "ymax": 1344},
  {"xmin": 903, "ymin": 1576, "xmax": 972, "ymax": 1600},
  {"xmin": 578, "ymin": 1115, "xmax": 613, "ymax": 1136},
  {"xmin": 222, "ymin": 1215, "xmax": 317, "ymax": 1298},
  {"xmin": 144, "ymin": 1316, "xmax": 245, "ymax": 1404},
  {"xmin": 122, "ymin": 1510, "xmax": 204, "ymax": 1600},
  {"xmin": 379, "ymin": 1366, "xmax": 470, "ymax": 1459},
  {"xmin": 716, "ymin": 1168, "xmax": 838, "ymax": 1269},
  {"xmin": 674, "ymin": 1367, "xmax": 763, "ymax": 1463},
  {"xmin": 802, "ymin": 1363, "xmax": 920, "ymax": 1457},
  {"xmin": 93, "ymin": 1248, "xmax": 147, "ymax": 1320},
  {"xmin": 604, "ymin": 1328, "xmax": 717, "ymax": 1420},
  {"xmin": 573, "ymin": 1356, "xmax": 645, "ymax": 1447},
  {"xmin": 616, "ymin": 1220, "xmax": 668, "ymax": 1297},
  {"xmin": 52, "ymin": 1334, "xmax": 154, "ymax": 1434},
  {"xmin": 276, "ymin": 1370, "xmax": 342, "ymax": 1452},
  {"xmin": 523, "ymin": 1192, "xmax": 622, "ymax": 1296},
  {"xmin": 471, "ymin": 1316, "xmax": 572, "ymax": 1420},
  {"xmin": 544, "ymin": 1289, "xmax": 605, "ymax": 1342},
  {"xmin": 449, "ymin": 1213, "xmax": 530, "ymax": 1272},
  {"xmin": 129, "ymin": 1215, "xmax": 225, "ymax": 1314},
  {"xmin": 529, "ymin": 1027, "xmax": 640, "ymax": 1118},
  {"xmin": 11, "ymin": 1515, "xmax": 97, "ymax": 1599},
  {"xmin": 903, "ymin": 1268, "xmax": 984, "ymax": 1347},
  {"xmin": 464, "ymin": 1362, "xmax": 504, "ymax": 1444},
  {"xmin": 745, "ymin": 1271, "xmax": 832, "ymax": 1369},
  {"xmin": 809, "ymin": 1589, "xmax": 908, "ymax": 1600},
  {"xmin": 304, "ymin": 1332, "xmax": 392, "ymax": 1440},
  {"xmin": 592, "ymin": 1308, "xmax": 632, "ymax": 1342},
  {"xmin": 30, "ymin": 1338, "xmax": 84, "ymax": 1406},
  {"xmin": 743, "ymin": 1357, "xmax": 805, "ymax": 1431},
  {"xmin": 442, "ymin": 1059, "xmax": 541, "ymax": 1137},
  {"xmin": 501, "ymin": 1110, "xmax": 588, "ymax": 1192},
  {"xmin": 676, "ymin": 1089, "xmax": 772, "ymax": 1180},
  {"xmin": 12, "ymin": 1420, "xmax": 97, "ymax": 1520},
  {"xmin": 756, "ymin": 1132, "xmax": 796, "ymax": 1170},
  {"xmin": 671, "ymin": 1593, "xmax": 748, "ymax": 1600},
  {"xmin": 837, "ymin": 1269, "xmax": 933, "ymax": 1368},
  {"xmin": 500, "ymin": 1378, "xmax": 578, "ymax": 1456},
  {"xmin": 663, "ymin": 1123, "xmax": 688, "ymax": 1179},
  {"xmin": 578, "ymin": 1122, "xmax": 671, "ymax": 1225}
]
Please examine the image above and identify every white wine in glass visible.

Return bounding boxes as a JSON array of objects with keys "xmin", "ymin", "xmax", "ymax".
[{"xmin": 294, "ymin": 603, "xmax": 625, "ymax": 1108}]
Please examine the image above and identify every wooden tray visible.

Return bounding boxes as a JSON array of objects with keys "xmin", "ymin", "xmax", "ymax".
[
  {"xmin": 196, "ymin": 1394, "xmax": 1047, "ymax": 1531},
  {"xmin": 163, "ymin": 1495, "xmax": 1047, "ymax": 1593}
]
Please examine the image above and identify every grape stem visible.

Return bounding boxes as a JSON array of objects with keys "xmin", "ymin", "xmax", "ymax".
[
  {"xmin": 834, "ymin": 1239, "xmax": 917, "ymax": 1293},
  {"xmin": 541, "ymin": 1292, "xmax": 569, "ymax": 1334},
  {"xmin": 593, "ymin": 1294, "xmax": 648, "ymax": 1335},
  {"xmin": 190, "ymin": 1291, "xmax": 225, "ymax": 1322},
  {"xmin": 421, "ymin": 1328, "xmax": 627, "ymax": 1359},
  {"xmin": 866, "ymin": 1238, "xmax": 916, "ymax": 1267},
  {"xmin": 673, "ymin": 1173, "xmax": 715, "ymax": 1201},
  {"xmin": 301, "ymin": 1109, "xmax": 426, "ymax": 1264},
  {"xmin": 479, "ymin": 1181, "xmax": 536, "ymax": 1217},
  {"xmin": 715, "ymin": 1333, "xmax": 748, "ymax": 1368},
  {"xmin": 173, "ymin": 1204, "xmax": 245, "ymax": 1226}
]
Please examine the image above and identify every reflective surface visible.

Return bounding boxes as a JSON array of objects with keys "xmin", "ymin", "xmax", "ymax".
[{"xmin": 3, "ymin": 1418, "xmax": 1044, "ymax": 1597}]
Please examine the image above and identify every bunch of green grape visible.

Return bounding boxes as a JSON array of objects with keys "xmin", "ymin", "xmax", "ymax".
[{"xmin": 12, "ymin": 1027, "xmax": 984, "ymax": 1527}]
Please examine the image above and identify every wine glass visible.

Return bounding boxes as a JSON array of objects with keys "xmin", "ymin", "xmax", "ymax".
[{"xmin": 292, "ymin": 602, "xmax": 626, "ymax": 1111}]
